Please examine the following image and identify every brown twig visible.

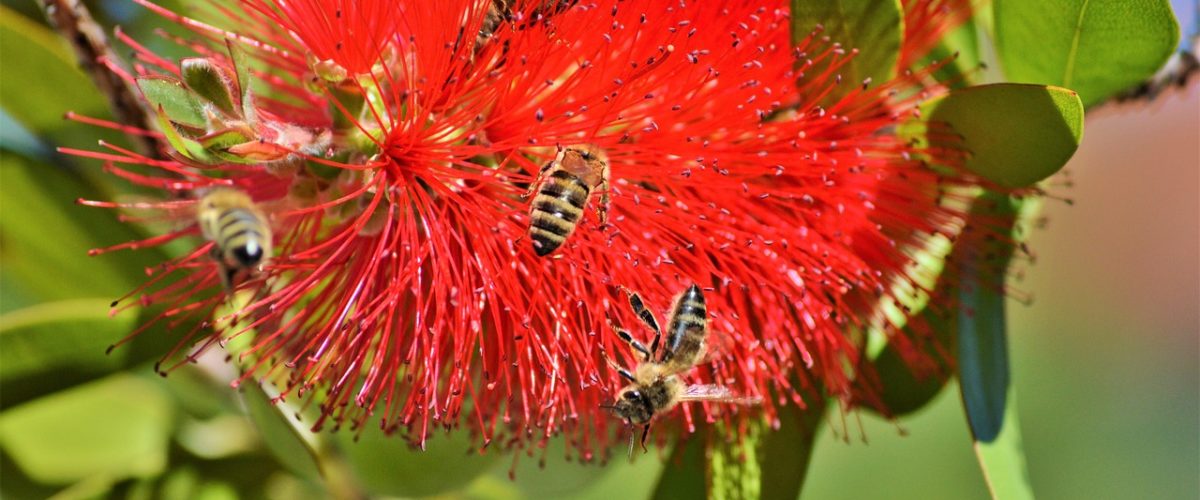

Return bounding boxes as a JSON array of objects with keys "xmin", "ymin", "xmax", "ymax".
[{"xmin": 38, "ymin": 0, "xmax": 159, "ymax": 157}]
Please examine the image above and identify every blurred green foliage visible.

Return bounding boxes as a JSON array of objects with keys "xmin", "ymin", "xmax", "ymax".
[{"xmin": 0, "ymin": 0, "xmax": 1194, "ymax": 499}]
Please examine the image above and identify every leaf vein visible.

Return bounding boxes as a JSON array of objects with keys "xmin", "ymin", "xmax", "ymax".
[{"xmin": 1062, "ymin": 0, "xmax": 1092, "ymax": 87}]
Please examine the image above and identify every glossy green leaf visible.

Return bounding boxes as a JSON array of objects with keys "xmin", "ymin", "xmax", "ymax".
[
  {"xmin": 47, "ymin": 475, "xmax": 116, "ymax": 500},
  {"xmin": 0, "ymin": 110, "xmax": 51, "ymax": 161},
  {"xmin": 337, "ymin": 420, "xmax": 500, "ymax": 498},
  {"xmin": 791, "ymin": 0, "xmax": 902, "ymax": 102},
  {"xmin": 918, "ymin": 83, "xmax": 1084, "ymax": 188},
  {"xmin": 161, "ymin": 366, "xmax": 242, "ymax": 420},
  {"xmin": 994, "ymin": 0, "xmax": 1180, "ymax": 107},
  {"xmin": 869, "ymin": 319, "xmax": 954, "ymax": 417},
  {"xmin": 0, "ymin": 6, "xmax": 123, "ymax": 150},
  {"xmin": 860, "ymin": 208, "xmax": 960, "ymax": 417},
  {"xmin": 501, "ymin": 435, "xmax": 610, "ymax": 498},
  {"xmin": 159, "ymin": 467, "xmax": 203, "ymax": 500},
  {"xmin": 239, "ymin": 383, "xmax": 322, "ymax": 481},
  {"xmin": 0, "ymin": 299, "xmax": 204, "ymax": 409},
  {"xmin": 957, "ymin": 285, "xmax": 1009, "ymax": 444},
  {"xmin": 182, "ymin": 58, "xmax": 237, "ymax": 116},
  {"xmin": 0, "ymin": 374, "xmax": 173, "ymax": 484},
  {"xmin": 158, "ymin": 467, "xmax": 240, "ymax": 500},
  {"xmin": 974, "ymin": 393, "xmax": 1034, "ymax": 500},
  {"xmin": 956, "ymin": 193, "xmax": 1019, "ymax": 443},
  {"xmin": 0, "ymin": 298, "xmax": 137, "ymax": 381},
  {"xmin": 0, "ymin": 154, "xmax": 157, "ymax": 302},
  {"xmin": 191, "ymin": 481, "xmax": 239, "ymax": 500},
  {"xmin": 955, "ymin": 192, "xmax": 1034, "ymax": 498},
  {"xmin": 225, "ymin": 40, "xmax": 256, "ymax": 121},
  {"xmin": 137, "ymin": 76, "xmax": 207, "ymax": 128},
  {"xmin": 199, "ymin": 127, "xmax": 253, "ymax": 151},
  {"xmin": 651, "ymin": 436, "xmax": 706, "ymax": 500},
  {"xmin": 152, "ymin": 103, "xmax": 212, "ymax": 162},
  {"xmin": 926, "ymin": 16, "xmax": 984, "ymax": 88},
  {"xmin": 757, "ymin": 399, "xmax": 826, "ymax": 499},
  {"xmin": 866, "ymin": 228, "xmax": 960, "ymax": 416}
]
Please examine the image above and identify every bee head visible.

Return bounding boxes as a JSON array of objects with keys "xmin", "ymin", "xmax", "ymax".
[{"xmin": 601, "ymin": 387, "xmax": 652, "ymax": 424}]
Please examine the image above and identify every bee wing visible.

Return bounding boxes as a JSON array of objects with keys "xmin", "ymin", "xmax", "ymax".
[{"xmin": 680, "ymin": 384, "xmax": 761, "ymax": 405}]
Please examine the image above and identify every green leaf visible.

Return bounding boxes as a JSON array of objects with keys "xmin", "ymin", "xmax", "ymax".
[
  {"xmin": 0, "ymin": 299, "xmax": 203, "ymax": 409},
  {"xmin": 865, "ymin": 229, "xmax": 959, "ymax": 417},
  {"xmin": 868, "ymin": 319, "xmax": 954, "ymax": 417},
  {"xmin": 757, "ymin": 399, "xmax": 826, "ymax": 500},
  {"xmin": 0, "ymin": 374, "xmax": 173, "ymax": 484},
  {"xmin": 956, "ymin": 193, "xmax": 1019, "ymax": 442},
  {"xmin": 974, "ymin": 393, "xmax": 1033, "ymax": 500},
  {"xmin": 955, "ymin": 192, "xmax": 1034, "ymax": 498},
  {"xmin": 651, "ymin": 436, "xmax": 705, "ymax": 500},
  {"xmin": 0, "ymin": 6, "xmax": 123, "ymax": 150},
  {"xmin": 994, "ymin": 0, "xmax": 1180, "ymax": 107},
  {"xmin": 857, "ymin": 207, "xmax": 960, "ymax": 418},
  {"xmin": 137, "ymin": 76, "xmax": 207, "ymax": 129},
  {"xmin": 502, "ymin": 435, "xmax": 611, "ymax": 497},
  {"xmin": 0, "ymin": 154, "xmax": 159, "ymax": 302},
  {"xmin": 925, "ymin": 16, "xmax": 983, "ymax": 88},
  {"xmin": 916, "ymin": 83, "xmax": 1084, "ymax": 188},
  {"xmin": 225, "ymin": 40, "xmax": 256, "ymax": 121},
  {"xmin": 0, "ymin": 109, "xmax": 52, "ymax": 161},
  {"xmin": 151, "ymin": 103, "xmax": 213, "ymax": 162},
  {"xmin": 957, "ymin": 286, "xmax": 1009, "ymax": 444},
  {"xmin": 337, "ymin": 420, "xmax": 500, "ymax": 498},
  {"xmin": 791, "ymin": 0, "xmax": 902, "ymax": 101},
  {"xmin": 239, "ymin": 383, "xmax": 322, "ymax": 481},
  {"xmin": 198, "ymin": 126, "xmax": 254, "ymax": 151},
  {"xmin": 0, "ymin": 298, "xmax": 137, "ymax": 381},
  {"xmin": 181, "ymin": 58, "xmax": 237, "ymax": 116}
]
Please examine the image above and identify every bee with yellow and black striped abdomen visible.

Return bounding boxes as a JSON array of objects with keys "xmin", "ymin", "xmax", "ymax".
[
  {"xmin": 197, "ymin": 187, "xmax": 272, "ymax": 291},
  {"xmin": 523, "ymin": 145, "xmax": 610, "ymax": 256},
  {"xmin": 602, "ymin": 284, "xmax": 760, "ymax": 456}
]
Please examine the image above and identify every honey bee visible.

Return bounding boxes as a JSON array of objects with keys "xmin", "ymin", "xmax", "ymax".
[
  {"xmin": 602, "ymin": 284, "xmax": 760, "ymax": 455},
  {"xmin": 197, "ymin": 187, "xmax": 272, "ymax": 290},
  {"xmin": 522, "ymin": 146, "xmax": 610, "ymax": 256},
  {"xmin": 473, "ymin": 0, "xmax": 577, "ymax": 58}
]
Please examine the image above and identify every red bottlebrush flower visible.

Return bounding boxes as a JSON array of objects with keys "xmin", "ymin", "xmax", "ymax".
[{"xmin": 71, "ymin": 0, "xmax": 985, "ymax": 459}]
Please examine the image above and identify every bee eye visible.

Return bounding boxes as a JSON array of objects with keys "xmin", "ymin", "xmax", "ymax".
[{"xmin": 623, "ymin": 391, "xmax": 640, "ymax": 401}]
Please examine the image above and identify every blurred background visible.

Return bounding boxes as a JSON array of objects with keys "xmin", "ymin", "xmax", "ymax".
[{"xmin": 1, "ymin": 0, "xmax": 1196, "ymax": 498}]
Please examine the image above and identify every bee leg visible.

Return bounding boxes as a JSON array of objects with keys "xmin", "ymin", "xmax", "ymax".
[
  {"xmin": 521, "ymin": 159, "xmax": 555, "ymax": 199},
  {"xmin": 603, "ymin": 353, "xmax": 636, "ymax": 382},
  {"xmin": 610, "ymin": 321, "xmax": 653, "ymax": 362},
  {"xmin": 639, "ymin": 423, "xmax": 651, "ymax": 453},
  {"xmin": 596, "ymin": 166, "xmax": 611, "ymax": 228},
  {"xmin": 619, "ymin": 287, "xmax": 662, "ymax": 359},
  {"xmin": 219, "ymin": 265, "xmax": 238, "ymax": 293},
  {"xmin": 209, "ymin": 245, "xmax": 235, "ymax": 293}
]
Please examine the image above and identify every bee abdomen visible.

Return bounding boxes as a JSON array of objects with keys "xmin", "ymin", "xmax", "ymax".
[
  {"xmin": 664, "ymin": 284, "xmax": 707, "ymax": 363},
  {"xmin": 217, "ymin": 209, "xmax": 268, "ymax": 267},
  {"xmin": 529, "ymin": 170, "xmax": 590, "ymax": 256},
  {"xmin": 671, "ymin": 286, "xmax": 707, "ymax": 329}
]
